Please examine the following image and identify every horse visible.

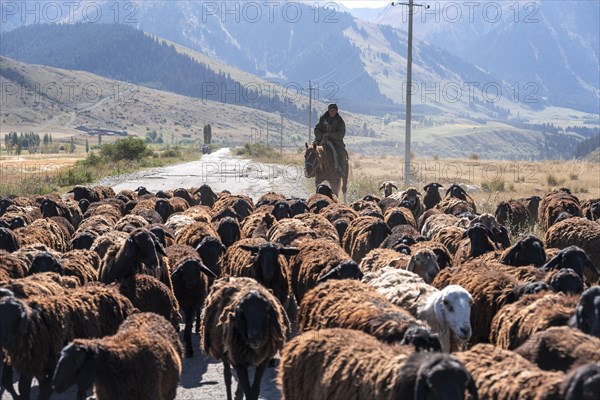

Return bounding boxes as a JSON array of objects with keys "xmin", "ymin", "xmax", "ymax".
[{"xmin": 304, "ymin": 142, "xmax": 348, "ymax": 203}]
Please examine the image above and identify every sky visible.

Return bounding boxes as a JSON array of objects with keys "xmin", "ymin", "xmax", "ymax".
[{"xmin": 338, "ymin": 1, "xmax": 389, "ymax": 9}]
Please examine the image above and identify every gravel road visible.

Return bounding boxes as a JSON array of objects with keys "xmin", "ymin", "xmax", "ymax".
[{"xmin": 1, "ymin": 148, "xmax": 311, "ymax": 400}]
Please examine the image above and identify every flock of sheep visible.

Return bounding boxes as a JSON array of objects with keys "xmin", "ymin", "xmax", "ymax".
[{"xmin": 0, "ymin": 180, "xmax": 598, "ymax": 400}]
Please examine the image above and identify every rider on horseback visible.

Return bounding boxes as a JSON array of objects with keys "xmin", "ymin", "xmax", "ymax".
[{"xmin": 313, "ymin": 103, "xmax": 348, "ymax": 175}]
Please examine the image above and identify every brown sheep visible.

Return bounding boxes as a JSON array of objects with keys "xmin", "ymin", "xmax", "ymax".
[
  {"xmin": 114, "ymin": 214, "xmax": 149, "ymax": 232},
  {"xmin": 437, "ymin": 198, "xmax": 475, "ymax": 216},
  {"xmin": 318, "ymin": 203, "xmax": 359, "ymax": 242},
  {"xmin": 582, "ymin": 198, "xmax": 600, "ymax": 221},
  {"xmin": 306, "ymin": 193, "xmax": 335, "ymax": 213},
  {"xmin": 155, "ymin": 197, "xmax": 190, "ymax": 222},
  {"xmin": 181, "ymin": 205, "xmax": 212, "ymax": 222},
  {"xmin": 545, "ymin": 218, "xmax": 600, "ymax": 284},
  {"xmin": 442, "ymin": 184, "xmax": 477, "ymax": 213},
  {"xmin": 384, "ymin": 206, "xmax": 416, "ymax": 229},
  {"xmin": 421, "ymin": 213, "xmax": 461, "ymax": 238},
  {"xmin": 515, "ymin": 326, "xmax": 600, "ymax": 372},
  {"xmin": 278, "ymin": 328, "xmax": 477, "ymax": 400},
  {"xmin": 0, "ymin": 250, "xmax": 28, "ymax": 281},
  {"xmin": 410, "ymin": 240, "xmax": 453, "ymax": 269},
  {"xmin": 0, "ymin": 285, "xmax": 135, "ymax": 399},
  {"xmin": 378, "ymin": 181, "xmax": 398, "ymax": 198},
  {"xmin": 52, "ymin": 312, "xmax": 183, "ymax": 400},
  {"xmin": 83, "ymin": 202, "xmax": 123, "ymax": 222},
  {"xmin": 240, "ymin": 212, "xmax": 276, "ymax": 239},
  {"xmin": 201, "ymin": 277, "xmax": 289, "ymax": 400},
  {"xmin": 288, "ymin": 238, "xmax": 361, "ymax": 303},
  {"xmin": 267, "ymin": 219, "xmax": 318, "ymax": 247},
  {"xmin": 212, "ymin": 194, "xmax": 254, "ymax": 219},
  {"xmin": 495, "ymin": 199, "xmax": 531, "ymax": 233},
  {"xmin": 341, "ymin": 216, "xmax": 391, "ymax": 263},
  {"xmin": 40, "ymin": 198, "xmax": 82, "ymax": 229},
  {"xmin": 220, "ymin": 238, "xmax": 297, "ymax": 307},
  {"xmin": 293, "ymin": 213, "xmax": 339, "ymax": 243},
  {"xmin": 361, "ymin": 248, "xmax": 440, "ymax": 284},
  {"xmin": 59, "ymin": 249, "xmax": 100, "ymax": 285},
  {"xmin": 489, "ymin": 291, "xmax": 580, "ymax": 349},
  {"xmin": 455, "ymin": 344, "xmax": 568, "ymax": 400},
  {"xmin": 539, "ymin": 189, "xmax": 582, "ymax": 230},
  {"xmin": 298, "ymin": 279, "xmax": 440, "ymax": 349},
  {"xmin": 71, "ymin": 185, "xmax": 115, "ymax": 203},
  {"xmin": 14, "ymin": 218, "xmax": 69, "ymax": 252}
]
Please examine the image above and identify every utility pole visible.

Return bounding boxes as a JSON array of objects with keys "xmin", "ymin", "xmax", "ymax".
[
  {"xmin": 392, "ymin": 1, "xmax": 429, "ymax": 186},
  {"xmin": 308, "ymin": 80, "xmax": 314, "ymax": 143},
  {"xmin": 266, "ymin": 117, "xmax": 269, "ymax": 147}
]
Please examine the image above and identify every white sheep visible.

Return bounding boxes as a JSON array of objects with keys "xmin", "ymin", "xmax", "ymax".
[{"xmin": 363, "ymin": 266, "xmax": 472, "ymax": 352}]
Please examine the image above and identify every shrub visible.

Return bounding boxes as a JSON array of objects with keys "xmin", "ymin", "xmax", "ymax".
[
  {"xmin": 469, "ymin": 153, "xmax": 480, "ymax": 160},
  {"xmin": 100, "ymin": 137, "xmax": 151, "ymax": 161},
  {"xmin": 236, "ymin": 143, "xmax": 280, "ymax": 160},
  {"xmin": 569, "ymin": 172, "xmax": 579, "ymax": 180},
  {"xmin": 481, "ymin": 176, "xmax": 505, "ymax": 192},
  {"xmin": 546, "ymin": 173, "xmax": 565, "ymax": 186}
]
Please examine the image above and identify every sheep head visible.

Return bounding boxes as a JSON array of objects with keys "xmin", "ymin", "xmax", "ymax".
[
  {"xmin": 562, "ymin": 363, "xmax": 600, "ymax": 400},
  {"xmin": 194, "ymin": 184, "xmax": 218, "ymax": 207},
  {"xmin": 445, "ymin": 184, "xmax": 468, "ymax": 200},
  {"xmin": 0, "ymin": 295, "xmax": 29, "ymax": 349},
  {"xmin": 53, "ymin": 342, "xmax": 99, "ymax": 394},
  {"xmin": 41, "ymin": 198, "xmax": 61, "ymax": 218},
  {"xmin": 572, "ymin": 286, "xmax": 600, "ymax": 338},
  {"xmin": 463, "ymin": 224, "xmax": 496, "ymax": 257},
  {"xmin": 288, "ymin": 200, "xmax": 309, "ymax": 216},
  {"xmin": 500, "ymin": 235, "xmax": 545, "ymax": 267},
  {"xmin": 317, "ymin": 260, "xmax": 362, "ymax": 284},
  {"xmin": 123, "ymin": 228, "xmax": 167, "ymax": 271},
  {"xmin": 170, "ymin": 258, "xmax": 217, "ymax": 291},
  {"xmin": 196, "ymin": 236, "xmax": 227, "ymax": 276},
  {"xmin": 72, "ymin": 186, "xmax": 95, "ymax": 202},
  {"xmin": 70, "ymin": 231, "xmax": 98, "ymax": 250},
  {"xmin": 0, "ymin": 227, "xmax": 19, "ymax": 252},
  {"xmin": 432, "ymin": 286, "xmax": 472, "ymax": 343},
  {"xmin": 271, "ymin": 201, "xmax": 291, "ymax": 221},
  {"xmin": 407, "ymin": 249, "xmax": 440, "ymax": 284},
  {"xmin": 415, "ymin": 355, "xmax": 479, "ymax": 400},
  {"xmin": 30, "ymin": 252, "xmax": 64, "ymax": 275},
  {"xmin": 400, "ymin": 325, "xmax": 441, "ymax": 352},
  {"xmin": 154, "ymin": 199, "xmax": 172, "ymax": 222},
  {"xmin": 135, "ymin": 186, "xmax": 152, "ymax": 196},
  {"xmin": 378, "ymin": 181, "xmax": 398, "ymax": 198},
  {"xmin": 234, "ymin": 291, "xmax": 281, "ymax": 349},
  {"xmin": 541, "ymin": 246, "xmax": 599, "ymax": 282},
  {"xmin": 216, "ymin": 217, "xmax": 241, "ymax": 248},
  {"xmin": 549, "ymin": 268, "xmax": 583, "ymax": 295},
  {"xmin": 316, "ymin": 184, "xmax": 335, "ymax": 200},
  {"xmin": 423, "ymin": 182, "xmax": 443, "ymax": 193},
  {"xmin": 239, "ymin": 243, "xmax": 299, "ymax": 284},
  {"xmin": 333, "ymin": 219, "xmax": 349, "ymax": 241}
]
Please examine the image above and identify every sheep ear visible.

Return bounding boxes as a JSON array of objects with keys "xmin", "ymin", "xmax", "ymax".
[
  {"xmin": 584, "ymin": 256, "xmax": 600, "ymax": 275},
  {"xmin": 77, "ymin": 347, "xmax": 99, "ymax": 392},
  {"xmin": 466, "ymin": 371, "xmax": 479, "ymax": 400},
  {"xmin": 163, "ymin": 231, "xmax": 174, "ymax": 239},
  {"xmin": 170, "ymin": 264, "xmax": 182, "ymax": 278},
  {"xmin": 423, "ymin": 184, "xmax": 430, "ymax": 191},
  {"xmin": 239, "ymin": 244, "xmax": 260, "ymax": 253},
  {"xmin": 414, "ymin": 371, "xmax": 428, "ymax": 400},
  {"xmin": 541, "ymin": 254, "xmax": 561, "ymax": 272},
  {"xmin": 317, "ymin": 266, "xmax": 341, "ymax": 283},
  {"xmin": 279, "ymin": 247, "xmax": 300, "ymax": 257},
  {"xmin": 407, "ymin": 258, "xmax": 416, "ymax": 272},
  {"xmin": 123, "ymin": 237, "xmax": 137, "ymax": 259},
  {"xmin": 153, "ymin": 239, "xmax": 167, "ymax": 257},
  {"xmin": 268, "ymin": 305, "xmax": 282, "ymax": 337},
  {"xmin": 199, "ymin": 263, "xmax": 217, "ymax": 279},
  {"xmin": 500, "ymin": 244, "xmax": 520, "ymax": 265}
]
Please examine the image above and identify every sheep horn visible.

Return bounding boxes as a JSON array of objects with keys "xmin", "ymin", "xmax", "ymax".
[
  {"xmin": 584, "ymin": 257, "xmax": 600, "ymax": 275},
  {"xmin": 391, "ymin": 184, "xmax": 398, "ymax": 190}
]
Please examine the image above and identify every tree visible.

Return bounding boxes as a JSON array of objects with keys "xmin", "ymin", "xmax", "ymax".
[
  {"xmin": 70, "ymin": 137, "xmax": 76, "ymax": 154},
  {"xmin": 203, "ymin": 124, "xmax": 212, "ymax": 144},
  {"xmin": 145, "ymin": 130, "xmax": 158, "ymax": 143},
  {"xmin": 85, "ymin": 139, "xmax": 89, "ymax": 153},
  {"xmin": 98, "ymin": 133, "xmax": 102, "ymax": 145}
]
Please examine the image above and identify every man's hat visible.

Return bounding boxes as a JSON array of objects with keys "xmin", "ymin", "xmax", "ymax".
[{"xmin": 328, "ymin": 103, "xmax": 338, "ymax": 111}]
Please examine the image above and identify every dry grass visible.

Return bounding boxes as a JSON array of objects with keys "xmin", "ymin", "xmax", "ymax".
[{"xmin": 0, "ymin": 154, "xmax": 83, "ymax": 185}]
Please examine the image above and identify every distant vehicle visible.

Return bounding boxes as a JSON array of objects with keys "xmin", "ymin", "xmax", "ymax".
[{"xmin": 201, "ymin": 145, "xmax": 211, "ymax": 154}]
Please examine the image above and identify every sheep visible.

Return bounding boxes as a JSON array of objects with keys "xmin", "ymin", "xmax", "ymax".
[
  {"xmin": 215, "ymin": 216, "xmax": 241, "ymax": 247},
  {"xmin": 455, "ymin": 343, "xmax": 574, "ymax": 400},
  {"xmin": 360, "ymin": 248, "xmax": 440, "ymax": 283},
  {"xmin": 539, "ymin": 189, "xmax": 582, "ymax": 230},
  {"xmin": 420, "ymin": 212, "xmax": 461, "ymax": 238},
  {"xmin": 293, "ymin": 213, "xmax": 339, "ymax": 243},
  {"xmin": 298, "ymin": 279, "xmax": 440, "ymax": 350},
  {"xmin": 58, "ymin": 249, "xmax": 100, "ymax": 285},
  {"xmin": 378, "ymin": 180, "xmax": 398, "ymax": 198},
  {"xmin": 278, "ymin": 328, "xmax": 477, "ymax": 400},
  {"xmin": 341, "ymin": 216, "xmax": 391, "ymax": 263},
  {"xmin": 52, "ymin": 312, "xmax": 183, "ymax": 400},
  {"xmin": 490, "ymin": 291, "xmax": 581, "ymax": 349},
  {"xmin": 432, "ymin": 262, "xmax": 532, "ymax": 343},
  {"xmin": 306, "ymin": 193, "xmax": 335, "ymax": 213},
  {"xmin": 170, "ymin": 257, "xmax": 216, "ymax": 357},
  {"xmin": 571, "ymin": 286, "xmax": 600, "ymax": 337},
  {"xmin": 384, "ymin": 206, "xmax": 416, "ymax": 230},
  {"xmin": 288, "ymin": 238, "xmax": 362, "ymax": 303},
  {"xmin": 453, "ymin": 224, "xmax": 501, "ymax": 264},
  {"xmin": 0, "ymin": 223, "xmax": 39, "ymax": 252},
  {"xmin": 212, "ymin": 194, "xmax": 254, "ymax": 219},
  {"xmin": 0, "ymin": 197, "xmax": 37, "ymax": 216},
  {"xmin": 394, "ymin": 187, "xmax": 425, "ymax": 220},
  {"xmin": 0, "ymin": 250, "xmax": 28, "ymax": 280},
  {"xmin": 255, "ymin": 200, "xmax": 291, "ymax": 220},
  {"xmin": 48, "ymin": 216, "xmax": 75, "ymax": 242},
  {"xmin": 495, "ymin": 199, "xmax": 531, "ymax": 233},
  {"xmin": 410, "ymin": 240, "xmax": 454, "ymax": 269},
  {"xmin": 514, "ymin": 326, "xmax": 600, "ymax": 372},
  {"xmin": 539, "ymin": 245, "xmax": 599, "ymax": 284},
  {"xmin": 422, "ymin": 182, "xmax": 443, "ymax": 210},
  {"xmin": 442, "ymin": 184, "xmax": 477, "ymax": 213},
  {"xmin": 83, "ymin": 202, "xmax": 123, "ymax": 222},
  {"xmin": 582, "ymin": 198, "xmax": 600, "ymax": 221},
  {"xmin": 76, "ymin": 215, "xmax": 114, "ymax": 237},
  {"xmin": 89, "ymin": 230, "xmax": 128, "ymax": 259},
  {"xmin": 131, "ymin": 206, "xmax": 164, "ymax": 224},
  {"xmin": 497, "ymin": 234, "xmax": 546, "ymax": 267},
  {"xmin": 194, "ymin": 184, "xmax": 218, "ymax": 207},
  {"xmin": 14, "ymin": 218, "xmax": 68, "ymax": 252},
  {"xmin": 437, "ymin": 198, "xmax": 475, "ymax": 216},
  {"xmin": 165, "ymin": 213, "xmax": 196, "ymax": 237},
  {"xmin": 0, "ymin": 285, "xmax": 135, "ymax": 400},
  {"xmin": 315, "ymin": 183, "xmax": 338, "ymax": 202},
  {"xmin": 220, "ymin": 238, "xmax": 298, "ymax": 307},
  {"xmin": 155, "ymin": 197, "xmax": 190, "ymax": 222},
  {"xmin": 71, "ymin": 185, "xmax": 115, "ymax": 203},
  {"xmin": 380, "ymin": 223, "xmax": 422, "ymax": 248},
  {"xmin": 114, "ymin": 214, "xmax": 149, "ymax": 232},
  {"xmin": 99, "ymin": 228, "xmax": 171, "ymax": 290},
  {"xmin": 181, "ymin": 205, "xmax": 212, "ymax": 222},
  {"xmin": 201, "ymin": 276, "xmax": 289, "ymax": 400},
  {"xmin": 363, "ymin": 267, "xmax": 472, "ymax": 352},
  {"xmin": 40, "ymin": 197, "xmax": 82, "ymax": 229},
  {"xmin": 318, "ymin": 203, "xmax": 359, "ymax": 241},
  {"xmin": 267, "ymin": 218, "xmax": 318, "ymax": 247},
  {"xmin": 287, "ymin": 198, "xmax": 309, "ymax": 216},
  {"xmin": 545, "ymin": 218, "xmax": 600, "ymax": 284},
  {"xmin": 175, "ymin": 221, "xmax": 219, "ymax": 248},
  {"xmin": 240, "ymin": 212, "xmax": 276, "ymax": 239},
  {"xmin": 173, "ymin": 187, "xmax": 199, "ymax": 206},
  {"xmin": 256, "ymin": 192, "xmax": 287, "ymax": 207}
]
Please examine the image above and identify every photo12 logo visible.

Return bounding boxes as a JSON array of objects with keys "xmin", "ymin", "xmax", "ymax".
[
  {"xmin": 396, "ymin": 1, "xmax": 540, "ymax": 24},
  {"xmin": 1, "ymin": 1, "xmax": 139, "ymax": 24},
  {"xmin": 200, "ymin": 1, "xmax": 340, "ymax": 23}
]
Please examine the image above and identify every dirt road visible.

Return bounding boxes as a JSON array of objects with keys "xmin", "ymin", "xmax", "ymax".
[{"xmin": 2, "ymin": 148, "xmax": 309, "ymax": 400}]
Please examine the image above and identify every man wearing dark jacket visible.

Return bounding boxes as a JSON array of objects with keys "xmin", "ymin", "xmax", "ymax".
[{"xmin": 313, "ymin": 103, "xmax": 348, "ymax": 174}]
